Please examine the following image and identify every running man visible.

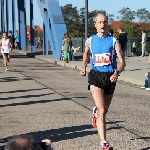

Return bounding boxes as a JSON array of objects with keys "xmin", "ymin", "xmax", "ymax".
[
  {"xmin": 80, "ymin": 13, "xmax": 125, "ymax": 150},
  {"xmin": 0, "ymin": 32, "xmax": 12, "ymax": 71}
]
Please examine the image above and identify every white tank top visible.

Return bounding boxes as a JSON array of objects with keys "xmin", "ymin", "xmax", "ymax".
[{"xmin": 1, "ymin": 39, "xmax": 11, "ymax": 53}]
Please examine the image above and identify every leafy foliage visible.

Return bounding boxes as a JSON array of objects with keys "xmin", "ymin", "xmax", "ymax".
[
  {"xmin": 61, "ymin": 5, "xmax": 110, "ymax": 37},
  {"xmin": 60, "ymin": 5, "xmax": 150, "ymax": 38},
  {"xmin": 136, "ymin": 8, "xmax": 150, "ymax": 29},
  {"xmin": 117, "ymin": 7, "xmax": 135, "ymax": 22},
  {"xmin": 107, "ymin": 14, "xmax": 115, "ymax": 24},
  {"xmin": 121, "ymin": 23, "xmax": 137, "ymax": 38},
  {"xmin": 61, "ymin": 4, "xmax": 80, "ymax": 37}
]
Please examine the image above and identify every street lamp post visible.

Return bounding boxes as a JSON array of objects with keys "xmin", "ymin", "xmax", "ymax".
[{"xmin": 85, "ymin": 0, "xmax": 88, "ymax": 40}]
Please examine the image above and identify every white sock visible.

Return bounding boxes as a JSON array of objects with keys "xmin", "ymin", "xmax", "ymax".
[{"xmin": 101, "ymin": 141, "xmax": 107, "ymax": 147}]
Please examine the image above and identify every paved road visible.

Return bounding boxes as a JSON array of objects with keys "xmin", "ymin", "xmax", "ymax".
[{"xmin": 0, "ymin": 53, "xmax": 150, "ymax": 150}]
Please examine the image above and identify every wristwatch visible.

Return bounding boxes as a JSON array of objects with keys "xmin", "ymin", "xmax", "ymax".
[{"xmin": 115, "ymin": 70, "xmax": 120, "ymax": 76}]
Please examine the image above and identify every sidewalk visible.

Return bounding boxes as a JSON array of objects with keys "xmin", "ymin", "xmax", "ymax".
[{"xmin": 12, "ymin": 49, "xmax": 150, "ymax": 86}]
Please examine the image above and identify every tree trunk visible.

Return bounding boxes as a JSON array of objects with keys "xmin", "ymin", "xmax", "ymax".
[{"xmin": 148, "ymin": 53, "xmax": 150, "ymax": 65}]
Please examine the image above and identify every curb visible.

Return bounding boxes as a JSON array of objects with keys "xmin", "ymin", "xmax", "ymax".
[
  {"xmin": 13, "ymin": 49, "xmax": 39, "ymax": 57},
  {"xmin": 35, "ymin": 55, "xmax": 91, "ymax": 73}
]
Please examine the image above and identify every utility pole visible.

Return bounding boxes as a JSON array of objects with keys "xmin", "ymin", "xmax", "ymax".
[
  {"xmin": 85, "ymin": 0, "xmax": 88, "ymax": 40},
  {"xmin": 30, "ymin": 0, "xmax": 34, "ymax": 52}
]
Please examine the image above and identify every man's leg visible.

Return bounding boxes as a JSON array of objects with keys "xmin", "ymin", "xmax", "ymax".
[
  {"xmin": 3, "ymin": 54, "xmax": 8, "ymax": 69},
  {"xmin": 145, "ymin": 75, "xmax": 150, "ymax": 90},
  {"xmin": 145, "ymin": 78, "xmax": 148, "ymax": 88},
  {"xmin": 104, "ymin": 94, "xmax": 113, "ymax": 113},
  {"xmin": 36, "ymin": 42, "xmax": 40, "ymax": 48},
  {"xmin": 144, "ymin": 45, "xmax": 146, "ymax": 56},
  {"xmin": 67, "ymin": 52, "xmax": 70, "ymax": 62},
  {"xmin": 6, "ymin": 53, "xmax": 10, "ymax": 63},
  {"xmin": 17, "ymin": 42, "xmax": 19, "ymax": 49},
  {"xmin": 142, "ymin": 44, "xmax": 145, "ymax": 56},
  {"xmin": 90, "ymin": 85, "xmax": 113, "ymax": 143},
  {"xmin": 63, "ymin": 50, "xmax": 68, "ymax": 63},
  {"xmin": 147, "ymin": 76, "xmax": 150, "ymax": 88}
]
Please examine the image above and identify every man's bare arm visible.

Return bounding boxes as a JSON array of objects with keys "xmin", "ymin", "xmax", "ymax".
[
  {"xmin": 115, "ymin": 40, "xmax": 125, "ymax": 73},
  {"xmin": 82, "ymin": 40, "xmax": 90, "ymax": 69}
]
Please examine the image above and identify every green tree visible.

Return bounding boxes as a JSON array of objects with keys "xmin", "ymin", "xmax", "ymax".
[
  {"xmin": 136, "ymin": 8, "xmax": 150, "ymax": 29},
  {"xmin": 107, "ymin": 14, "xmax": 115, "ymax": 25},
  {"xmin": 117, "ymin": 7, "xmax": 135, "ymax": 22},
  {"xmin": 121, "ymin": 23, "xmax": 137, "ymax": 38},
  {"xmin": 78, "ymin": 7, "xmax": 85, "ymax": 37},
  {"xmin": 117, "ymin": 7, "xmax": 137, "ymax": 38},
  {"xmin": 61, "ymin": 5, "xmax": 109, "ymax": 37},
  {"xmin": 61, "ymin": 4, "xmax": 79, "ymax": 37}
]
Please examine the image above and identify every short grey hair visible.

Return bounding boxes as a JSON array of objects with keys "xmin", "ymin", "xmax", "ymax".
[{"xmin": 94, "ymin": 13, "xmax": 108, "ymax": 22}]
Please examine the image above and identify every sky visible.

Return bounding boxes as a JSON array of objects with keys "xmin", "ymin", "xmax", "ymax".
[
  {"xmin": 30, "ymin": 0, "xmax": 150, "ymax": 28},
  {"xmin": 3, "ymin": 0, "xmax": 150, "ymax": 30}
]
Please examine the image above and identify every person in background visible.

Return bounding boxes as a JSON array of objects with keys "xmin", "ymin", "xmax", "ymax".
[
  {"xmin": 141, "ymin": 72, "xmax": 150, "ymax": 90},
  {"xmin": 36, "ymin": 36, "xmax": 42, "ymax": 48},
  {"xmin": 108, "ymin": 26, "xmax": 114, "ymax": 36},
  {"xmin": 62, "ymin": 33, "xmax": 72, "ymax": 63},
  {"xmin": 139, "ymin": 29, "xmax": 146, "ymax": 57},
  {"xmin": 132, "ymin": 42, "xmax": 137, "ymax": 56},
  {"xmin": 0, "ymin": 32, "xmax": 12, "ymax": 71},
  {"xmin": 118, "ymin": 28, "xmax": 128, "ymax": 57},
  {"xmin": 27, "ymin": 32, "xmax": 31, "ymax": 47},
  {"xmin": 14, "ymin": 31, "xmax": 19, "ymax": 49},
  {"xmin": 8, "ymin": 33, "xmax": 14, "ymax": 48},
  {"xmin": 108, "ymin": 26, "xmax": 117, "ymax": 69}
]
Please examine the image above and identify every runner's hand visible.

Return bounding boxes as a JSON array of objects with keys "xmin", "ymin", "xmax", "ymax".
[
  {"xmin": 41, "ymin": 139, "xmax": 52, "ymax": 150},
  {"xmin": 80, "ymin": 68, "xmax": 86, "ymax": 76},
  {"xmin": 9, "ymin": 47, "xmax": 12, "ymax": 51},
  {"xmin": 110, "ymin": 72, "xmax": 118, "ymax": 82}
]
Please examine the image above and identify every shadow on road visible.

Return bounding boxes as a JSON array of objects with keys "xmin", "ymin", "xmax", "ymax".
[
  {"xmin": 10, "ymin": 54, "xmax": 33, "ymax": 59},
  {"xmin": 106, "ymin": 121, "xmax": 125, "ymax": 124},
  {"xmin": 0, "ymin": 123, "xmax": 149, "ymax": 150},
  {"xmin": 0, "ymin": 88, "xmax": 47, "ymax": 94},
  {"xmin": 0, "ymin": 93, "xmax": 55, "ymax": 101},
  {"xmin": 141, "ymin": 147, "xmax": 150, "ymax": 150},
  {"xmin": 0, "ymin": 97, "xmax": 71, "ymax": 107},
  {"xmin": 0, "ymin": 124, "xmax": 96, "ymax": 149},
  {"xmin": 0, "ymin": 77, "xmax": 32, "ymax": 82}
]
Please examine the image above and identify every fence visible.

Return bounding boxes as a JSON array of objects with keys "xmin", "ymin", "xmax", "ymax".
[
  {"xmin": 26, "ymin": 37, "xmax": 51, "ymax": 50},
  {"xmin": 71, "ymin": 37, "xmax": 150, "ymax": 57}
]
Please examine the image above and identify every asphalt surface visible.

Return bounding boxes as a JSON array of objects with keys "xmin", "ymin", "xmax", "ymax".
[{"xmin": 0, "ymin": 53, "xmax": 150, "ymax": 150}]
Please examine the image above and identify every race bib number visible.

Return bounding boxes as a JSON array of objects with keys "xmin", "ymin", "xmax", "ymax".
[{"xmin": 94, "ymin": 53, "xmax": 111, "ymax": 66}]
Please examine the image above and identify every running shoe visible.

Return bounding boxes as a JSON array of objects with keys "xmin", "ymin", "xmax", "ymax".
[
  {"xmin": 139, "ymin": 55, "xmax": 145, "ymax": 57},
  {"xmin": 92, "ymin": 106, "xmax": 97, "ymax": 128},
  {"xmin": 102, "ymin": 147, "xmax": 113, "ymax": 150},
  {"xmin": 102, "ymin": 142, "xmax": 113, "ymax": 150},
  {"xmin": 141, "ymin": 86, "xmax": 146, "ymax": 89},
  {"xmin": 5, "ymin": 68, "xmax": 8, "ymax": 71},
  {"xmin": 146, "ymin": 88, "xmax": 150, "ymax": 90}
]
